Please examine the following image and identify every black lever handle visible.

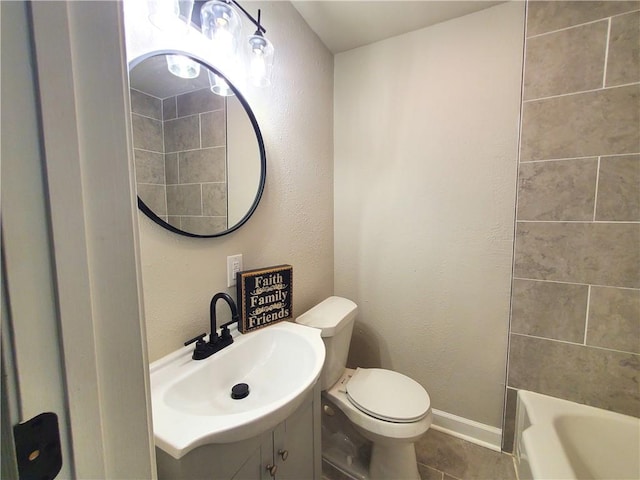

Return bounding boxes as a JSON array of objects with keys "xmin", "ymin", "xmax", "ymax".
[
  {"xmin": 220, "ymin": 318, "xmax": 239, "ymax": 341},
  {"xmin": 184, "ymin": 333, "xmax": 206, "ymax": 347}
]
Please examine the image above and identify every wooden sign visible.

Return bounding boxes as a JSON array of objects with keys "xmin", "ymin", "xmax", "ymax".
[{"xmin": 236, "ymin": 265, "xmax": 293, "ymax": 333}]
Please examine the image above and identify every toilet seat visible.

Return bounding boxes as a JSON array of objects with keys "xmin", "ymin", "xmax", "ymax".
[{"xmin": 344, "ymin": 368, "xmax": 430, "ymax": 423}]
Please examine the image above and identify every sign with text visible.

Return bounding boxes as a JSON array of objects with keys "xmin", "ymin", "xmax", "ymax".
[{"xmin": 236, "ymin": 265, "xmax": 293, "ymax": 333}]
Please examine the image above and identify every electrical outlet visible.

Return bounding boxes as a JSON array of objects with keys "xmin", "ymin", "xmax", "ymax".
[{"xmin": 227, "ymin": 254, "xmax": 243, "ymax": 287}]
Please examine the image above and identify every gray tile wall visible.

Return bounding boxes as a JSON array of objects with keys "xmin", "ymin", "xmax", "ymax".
[
  {"xmin": 131, "ymin": 86, "xmax": 228, "ymax": 233},
  {"xmin": 163, "ymin": 88, "xmax": 227, "ymax": 234},
  {"xmin": 131, "ymin": 88, "xmax": 167, "ymax": 218},
  {"xmin": 503, "ymin": 0, "xmax": 640, "ymax": 452}
]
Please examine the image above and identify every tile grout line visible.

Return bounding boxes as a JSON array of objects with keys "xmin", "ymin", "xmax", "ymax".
[
  {"xmin": 593, "ymin": 156, "xmax": 601, "ymax": 221},
  {"xmin": 130, "ymin": 86, "xmax": 164, "ymax": 102},
  {"xmin": 166, "ymin": 181, "xmax": 226, "ymax": 185},
  {"xmin": 512, "ymin": 277, "xmax": 640, "ymax": 291},
  {"xmin": 161, "ymin": 122, "xmax": 167, "ymax": 187},
  {"xmin": 511, "ymin": 332, "xmax": 637, "ymax": 356},
  {"xmin": 521, "ymin": 156, "xmax": 597, "ymax": 164},
  {"xmin": 162, "ymin": 214, "xmax": 225, "ymax": 218},
  {"xmin": 521, "ymin": 152, "xmax": 640, "ymax": 163},
  {"xmin": 522, "ymin": 80, "xmax": 640, "ymax": 103},
  {"xmin": 166, "ymin": 145, "xmax": 225, "ymax": 154},
  {"xmin": 131, "ymin": 111, "xmax": 163, "ymax": 122},
  {"xmin": 513, "ymin": 455, "xmax": 520, "ymax": 480},
  {"xmin": 169, "ymin": 97, "xmax": 176, "ymax": 211},
  {"xmin": 133, "ymin": 146, "xmax": 164, "ymax": 155},
  {"xmin": 584, "ymin": 285, "xmax": 592, "ymax": 345},
  {"xmin": 526, "ymin": 9, "xmax": 640, "ymax": 40},
  {"xmin": 602, "ymin": 18, "xmax": 612, "ymax": 88},
  {"xmin": 517, "ymin": 220, "xmax": 639, "ymax": 224},
  {"xmin": 173, "ymin": 96, "xmax": 177, "ymax": 122},
  {"xmin": 162, "ymin": 102, "xmax": 168, "ymax": 215},
  {"xmin": 527, "ymin": 17, "xmax": 605, "ymax": 39},
  {"xmin": 416, "ymin": 461, "xmax": 446, "ymax": 480}
]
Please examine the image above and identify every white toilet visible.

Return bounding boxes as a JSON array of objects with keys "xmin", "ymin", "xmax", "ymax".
[{"xmin": 296, "ymin": 296, "xmax": 432, "ymax": 480}]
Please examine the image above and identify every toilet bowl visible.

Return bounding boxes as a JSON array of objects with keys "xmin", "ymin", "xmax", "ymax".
[
  {"xmin": 296, "ymin": 297, "xmax": 432, "ymax": 480},
  {"xmin": 327, "ymin": 368, "xmax": 432, "ymax": 479}
]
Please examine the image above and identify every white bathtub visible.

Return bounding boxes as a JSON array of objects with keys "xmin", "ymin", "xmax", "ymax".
[{"xmin": 514, "ymin": 390, "xmax": 640, "ymax": 480}]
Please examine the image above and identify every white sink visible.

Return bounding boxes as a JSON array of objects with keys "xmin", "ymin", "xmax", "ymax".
[{"xmin": 150, "ymin": 321, "xmax": 325, "ymax": 459}]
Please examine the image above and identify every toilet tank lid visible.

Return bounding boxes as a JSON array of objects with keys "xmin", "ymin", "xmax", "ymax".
[{"xmin": 295, "ymin": 296, "xmax": 357, "ymax": 337}]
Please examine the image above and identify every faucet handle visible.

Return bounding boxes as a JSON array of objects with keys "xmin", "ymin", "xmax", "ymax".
[
  {"xmin": 220, "ymin": 326, "xmax": 232, "ymax": 341},
  {"xmin": 184, "ymin": 333, "xmax": 207, "ymax": 347},
  {"xmin": 220, "ymin": 319, "xmax": 237, "ymax": 341},
  {"xmin": 220, "ymin": 318, "xmax": 239, "ymax": 329}
]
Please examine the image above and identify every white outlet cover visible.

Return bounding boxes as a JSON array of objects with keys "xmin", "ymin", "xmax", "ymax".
[{"xmin": 227, "ymin": 254, "xmax": 243, "ymax": 287}]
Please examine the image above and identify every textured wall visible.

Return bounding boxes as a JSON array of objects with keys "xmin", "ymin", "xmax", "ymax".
[
  {"xmin": 503, "ymin": 0, "xmax": 640, "ymax": 451},
  {"xmin": 133, "ymin": 2, "xmax": 335, "ymax": 361},
  {"xmin": 334, "ymin": 3, "xmax": 525, "ymax": 428}
]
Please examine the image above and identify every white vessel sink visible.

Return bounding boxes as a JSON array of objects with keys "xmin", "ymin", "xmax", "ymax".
[{"xmin": 150, "ymin": 321, "xmax": 325, "ymax": 459}]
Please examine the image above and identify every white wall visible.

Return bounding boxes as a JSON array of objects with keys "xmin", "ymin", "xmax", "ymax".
[
  {"xmin": 14, "ymin": 2, "xmax": 157, "ymax": 476},
  {"xmin": 130, "ymin": 2, "xmax": 335, "ymax": 361},
  {"xmin": 334, "ymin": 2, "xmax": 524, "ymax": 428},
  {"xmin": 2, "ymin": 3, "xmax": 72, "ymax": 475}
]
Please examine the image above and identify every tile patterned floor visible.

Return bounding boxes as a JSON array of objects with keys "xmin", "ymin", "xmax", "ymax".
[
  {"xmin": 323, "ymin": 429, "xmax": 517, "ymax": 480},
  {"xmin": 415, "ymin": 429, "xmax": 516, "ymax": 480}
]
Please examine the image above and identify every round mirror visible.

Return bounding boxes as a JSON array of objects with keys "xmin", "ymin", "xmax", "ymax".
[{"xmin": 128, "ymin": 53, "xmax": 265, "ymax": 237}]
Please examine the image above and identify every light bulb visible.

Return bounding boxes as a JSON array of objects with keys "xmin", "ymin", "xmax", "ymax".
[
  {"xmin": 166, "ymin": 55, "xmax": 201, "ymax": 79},
  {"xmin": 213, "ymin": 28, "xmax": 235, "ymax": 54},
  {"xmin": 250, "ymin": 54, "xmax": 266, "ymax": 83},
  {"xmin": 248, "ymin": 34, "xmax": 274, "ymax": 87},
  {"xmin": 207, "ymin": 70, "xmax": 235, "ymax": 97},
  {"xmin": 200, "ymin": 1, "xmax": 241, "ymax": 57}
]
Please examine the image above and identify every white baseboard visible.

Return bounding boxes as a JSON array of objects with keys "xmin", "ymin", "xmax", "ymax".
[{"xmin": 431, "ymin": 409, "xmax": 502, "ymax": 452}]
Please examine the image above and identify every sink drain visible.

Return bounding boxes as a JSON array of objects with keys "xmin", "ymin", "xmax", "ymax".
[{"xmin": 231, "ymin": 383, "xmax": 250, "ymax": 400}]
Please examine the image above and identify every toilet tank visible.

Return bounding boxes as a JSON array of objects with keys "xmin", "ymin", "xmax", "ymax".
[{"xmin": 296, "ymin": 296, "xmax": 358, "ymax": 390}]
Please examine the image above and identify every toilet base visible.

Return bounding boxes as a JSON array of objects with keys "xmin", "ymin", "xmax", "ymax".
[{"xmin": 369, "ymin": 442, "xmax": 420, "ymax": 480}]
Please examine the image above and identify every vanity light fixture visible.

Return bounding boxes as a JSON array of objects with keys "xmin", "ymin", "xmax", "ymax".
[
  {"xmin": 200, "ymin": 0, "xmax": 275, "ymax": 93},
  {"xmin": 147, "ymin": 0, "xmax": 275, "ymax": 93},
  {"xmin": 148, "ymin": 0, "xmax": 182, "ymax": 31},
  {"xmin": 247, "ymin": 10, "xmax": 274, "ymax": 88},
  {"xmin": 207, "ymin": 70, "xmax": 235, "ymax": 96},
  {"xmin": 200, "ymin": 0, "xmax": 242, "ymax": 58},
  {"xmin": 148, "ymin": 1, "xmax": 202, "ymax": 79}
]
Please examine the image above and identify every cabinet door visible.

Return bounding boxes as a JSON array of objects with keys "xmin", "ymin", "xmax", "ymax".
[
  {"xmin": 274, "ymin": 398, "xmax": 315, "ymax": 480},
  {"xmin": 232, "ymin": 434, "xmax": 274, "ymax": 480},
  {"xmin": 157, "ymin": 431, "xmax": 272, "ymax": 480}
]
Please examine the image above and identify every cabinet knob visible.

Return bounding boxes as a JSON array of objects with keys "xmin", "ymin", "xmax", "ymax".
[
  {"xmin": 278, "ymin": 449, "xmax": 289, "ymax": 461},
  {"xmin": 266, "ymin": 464, "xmax": 277, "ymax": 477}
]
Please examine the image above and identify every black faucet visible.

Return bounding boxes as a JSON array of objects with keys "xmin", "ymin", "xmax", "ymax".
[
  {"xmin": 210, "ymin": 292, "xmax": 239, "ymax": 341},
  {"xmin": 184, "ymin": 293, "xmax": 240, "ymax": 360}
]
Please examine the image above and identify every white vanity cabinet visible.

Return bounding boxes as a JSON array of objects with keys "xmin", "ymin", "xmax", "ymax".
[{"xmin": 156, "ymin": 385, "xmax": 321, "ymax": 480}]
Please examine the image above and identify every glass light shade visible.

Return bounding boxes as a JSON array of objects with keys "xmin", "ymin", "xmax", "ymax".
[
  {"xmin": 166, "ymin": 55, "xmax": 201, "ymax": 79},
  {"xmin": 148, "ymin": 0, "xmax": 195, "ymax": 33},
  {"xmin": 200, "ymin": 0, "xmax": 242, "ymax": 57},
  {"xmin": 207, "ymin": 70, "xmax": 235, "ymax": 97},
  {"xmin": 247, "ymin": 34, "xmax": 274, "ymax": 87}
]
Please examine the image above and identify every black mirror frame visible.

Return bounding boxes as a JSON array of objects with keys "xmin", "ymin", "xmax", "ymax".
[{"xmin": 129, "ymin": 51, "xmax": 266, "ymax": 238}]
